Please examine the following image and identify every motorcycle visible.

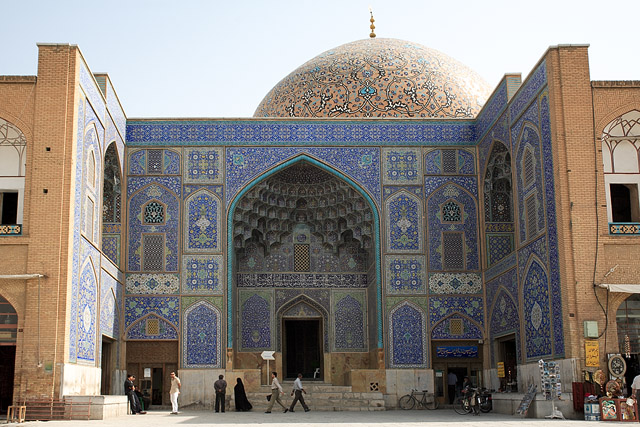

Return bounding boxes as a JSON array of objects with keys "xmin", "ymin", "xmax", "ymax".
[{"xmin": 478, "ymin": 388, "xmax": 492, "ymax": 413}]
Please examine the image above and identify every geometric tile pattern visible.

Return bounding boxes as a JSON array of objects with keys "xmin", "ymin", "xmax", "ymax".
[
  {"xmin": 127, "ymin": 183, "xmax": 180, "ymax": 272},
  {"xmin": 458, "ymin": 149, "xmax": 476, "ymax": 175},
  {"xmin": 164, "ymin": 150, "xmax": 181, "ymax": 174},
  {"xmin": 427, "ymin": 183, "xmax": 478, "ymax": 270},
  {"xmin": 333, "ymin": 291, "xmax": 366, "ymax": 351},
  {"xmin": 523, "ymin": 259, "xmax": 552, "ymax": 359},
  {"xmin": 514, "ymin": 121, "xmax": 544, "ymax": 244},
  {"xmin": 225, "ymin": 147, "xmax": 381, "ymax": 204},
  {"xmin": 431, "ymin": 315, "xmax": 483, "ymax": 340},
  {"xmin": 100, "ymin": 271, "xmax": 121, "ymax": 339},
  {"xmin": 429, "ymin": 296, "xmax": 483, "ymax": 328},
  {"xmin": 275, "ymin": 291, "xmax": 330, "ymax": 351},
  {"xmin": 236, "ymin": 273, "xmax": 367, "ymax": 288},
  {"xmin": 125, "ymin": 273, "xmax": 180, "ymax": 294},
  {"xmin": 385, "ymin": 255, "xmax": 426, "ymax": 294},
  {"xmin": 124, "ymin": 296, "xmax": 179, "ymax": 331},
  {"xmin": 182, "ymin": 301, "xmax": 221, "ymax": 368},
  {"xmin": 389, "ymin": 301, "xmax": 427, "ymax": 368},
  {"xmin": 127, "ymin": 120, "xmax": 479, "ymax": 147},
  {"xmin": 239, "ymin": 291, "xmax": 272, "ymax": 351},
  {"xmin": 129, "ymin": 150, "xmax": 146, "ymax": 175},
  {"xmin": 183, "ymin": 147, "xmax": 223, "ymax": 184},
  {"xmin": 76, "ymin": 261, "xmax": 98, "ymax": 363},
  {"xmin": 386, "ymin": 191, "xmax": 423, "ymax": 253},
  {"xmin": 102, "ymin": 234, "xmax": 120, "ymax": 266},
  {"xmin": 126, "ymin": 315, "xmax": 178, "ymax": 340},
  {"xmin": 486, "ymin": 233, "xmax": 514, "ymax": 266},
  {"xmin": 382, "ymin": 148, "xmax": 422, "ymax": 185},
  {"xmin": 428, "ymin": 273, "xmax": 482, "ymax": 294},
  {"xmin": 184, "ymin": 190, "xmax": 221, "ymax": 252},
  {"xmin": 181, "ymin": 255, "xmax": 224, "ymax": 295},
  {"xmin": 490, "ymin": 291, "xmax": 519, "ymax": 338}
]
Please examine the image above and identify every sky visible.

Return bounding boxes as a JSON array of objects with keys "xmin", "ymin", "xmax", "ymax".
[{"xmin": 2, "ymin": 0, "xmax": 638, "ymax": 118}]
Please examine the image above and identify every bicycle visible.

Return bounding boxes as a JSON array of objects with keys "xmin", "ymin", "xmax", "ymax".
[
  {"xmin": 454, "ymin": 388, "xmax": 480, "ymax": 415},
  {"xmin": 398, "ymin": 389, "xmax": 439, "ymax": 410}
]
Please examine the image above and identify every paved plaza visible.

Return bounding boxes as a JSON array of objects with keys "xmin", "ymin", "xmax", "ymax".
[{"xmin": 5, "ymin": 409, "xmax": 600, "ymax": 426}]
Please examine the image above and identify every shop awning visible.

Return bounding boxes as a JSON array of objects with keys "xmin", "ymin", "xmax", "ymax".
[{"xmin": 597, "ymin": 283, "xmax": 640, "ymax": 293}]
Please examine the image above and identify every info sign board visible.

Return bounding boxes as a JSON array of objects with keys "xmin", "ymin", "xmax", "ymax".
[
  {"xmin": 497, "ymin": 362, "xmax": 505, "ymax": 378},
  {"xmin": 585, "ymin": 341, "xmax": 599, "ymax": 367}
]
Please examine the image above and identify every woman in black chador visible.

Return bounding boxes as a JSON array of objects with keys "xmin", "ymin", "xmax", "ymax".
[{"xmin": 234, "ymin": 378, "xmax": 253, "ymax": 411}]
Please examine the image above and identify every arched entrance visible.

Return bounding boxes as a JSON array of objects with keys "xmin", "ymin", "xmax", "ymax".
[
  {"xmin": 616, "ymin": 294, "xmax": 640, "ymax": 393},
  {"xmin": 0, "ymin": 295, "xmax": 17, "ymax": 413},
  {"xmin": 228, "ymin": 157, "xmax": 382, "ymax": 381}
]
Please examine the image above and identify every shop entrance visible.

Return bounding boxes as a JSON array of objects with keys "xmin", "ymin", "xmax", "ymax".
[
  {"xmin": 432, "ymin": 341, "xmax": 483, "ymax": 405},
  {"xmin": 0, "ymin": 296, "xmax": 17, "ymax": 414},
  {"xmin": 126, "ymin": 341, "xmax": 178, "ymax": 408},
  {"xmin": 284, "ymin": 319, "xmax": 322, "ymax": 380},
  {"xmin": 498, "ymin": 335, "xmax": 518, "ymax": 391}
]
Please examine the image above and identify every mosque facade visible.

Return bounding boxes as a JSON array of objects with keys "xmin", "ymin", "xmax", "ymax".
[{"xmin": 1, "ymin": 37, "xmax": 640, "ymax": 416}]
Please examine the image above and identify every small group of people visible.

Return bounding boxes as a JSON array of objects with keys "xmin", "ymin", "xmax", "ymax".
[
  {"xmin": 125, "ymin": 370, "xmax": 312, "ymax": 414},
  {"xmin": 265, "ymin": 372, "xmax": 310, "ymax": 413}
]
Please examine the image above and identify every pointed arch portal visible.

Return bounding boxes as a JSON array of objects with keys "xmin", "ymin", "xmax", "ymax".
[{"xmin": 227, "ymin": 155, "xmax": 383, "ymax": 349}]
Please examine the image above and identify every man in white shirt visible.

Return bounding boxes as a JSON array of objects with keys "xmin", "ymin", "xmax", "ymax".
[
  {"xmin": 265, "ymin": 371, "xmax": 288, "ymax": 413},
  {"xmin": 289, "ymin": 373, "xmax": 310, "ymax": 412},
  {"xmin": 169, "ymin": 372, "xmax": 181, "ymax": 414}
]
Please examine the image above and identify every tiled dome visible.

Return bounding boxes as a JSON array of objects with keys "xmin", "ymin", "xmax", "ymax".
[{"xmin": 254, "ymin": 38, "xmax": 492, "ymax": 119}]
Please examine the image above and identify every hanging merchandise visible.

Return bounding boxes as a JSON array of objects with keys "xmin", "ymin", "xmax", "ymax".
[{"xmin": 539, "ymin": 359, "xmax": 565, "ymax": 419}]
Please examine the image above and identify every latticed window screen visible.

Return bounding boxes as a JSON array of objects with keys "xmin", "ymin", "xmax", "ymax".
[
  {"xmin": 442, "ymin": 201, "xmax": 462, "ymax": 222},
  {"xmin": 142, "ymin": 234, "xmax": 164, "ymax": 271},
  {"xmin": 87, "ymin": 151, "xmax": 96, "ymax": 188},
  {"xmin": 523, "ymin": 149, "xmax": 535, "ymax": 187},
  {"xmin": 450, "ymin": 318, "xmax": 464, "ymax": 335},
  {"xmin": 442, "ymin": 149, "xmax": 457, "ymax": 174},
  {"xmin": 442, "ymin": 232, "xmax": 464, "ymax": 270},
  {"xmin": 85, "ymin": 197, "xmax": 94, "ymax": 238},
  {"xmin": 144, "ymin": 201, "xmax": 164, "ymax": 224},
  {"xmin": 294, "ymin": 244, "xmax": 310, "ymax": 271},
  {"xmin": 147, "ymin": 149, "xmax": 163, "ymax": 174},
  {"xmin": 146, "ymin": 318, "xmax": 159, "ymax": 335},
  {"xmin": 525, "ymin": 195, "xmax": 537, "ymax": 240}
]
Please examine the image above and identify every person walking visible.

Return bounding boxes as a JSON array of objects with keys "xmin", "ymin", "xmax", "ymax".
[
  {"xmin": 289, "ymin": 373, "xmax": 310, "ymax": 412},
  {"xmin": 214, "ymin": 374, "xmax": 227, "ymax": 413},
  {"xmin": 234, "ymin": 378, "xmax": 253, "ymax": 411},
  {"xmin": 447, "ymin": 371, "xmax": 457, "ymax": 404},
  {"xmin": 265, "ymin": 371, "xmax": 288, "ymax": 413},
  {"xmin": 124, "ymin": 374, "xmax": 146, "ymax": 415},
  {"xmin": 169, "ymin": 371, "xmax": 181, "ymax": 414}
]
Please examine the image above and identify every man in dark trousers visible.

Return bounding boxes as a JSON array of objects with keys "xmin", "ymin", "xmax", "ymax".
[
  {"xmin": 214, "ymin": 374, "xmax": 227, "ymax": 413},
  {"xmin": 289, "ymin": 373, "xmax": 310, "ymax": 412},
  {"xmin": 124, "ymin": 374, "xmax": 146, "ymax": 415}
]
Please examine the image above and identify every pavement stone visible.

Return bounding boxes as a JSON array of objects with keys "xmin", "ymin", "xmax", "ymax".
[{"xmin": 6, "ymin": 408, "xmax": 596, "ymax": 426}]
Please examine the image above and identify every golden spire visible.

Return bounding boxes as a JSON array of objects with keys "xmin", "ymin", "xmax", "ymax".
[{"xmin": 369, "ymin": 7, "xmax": 376, "ymax": 38}]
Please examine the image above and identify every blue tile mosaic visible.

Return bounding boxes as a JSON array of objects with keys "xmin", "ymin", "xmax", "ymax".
[
  {"xmin": 126, "ymin": 315, "xmax": 178, "ymax": 340},
  {"xmin": 127, "ymin": 183, "xmax": 180, "ymax": 271},
  {"xmin": 76, "ymin": 259, "xmax": 98, "ymax": 363},
  {"xmin": 382, "ymin": 148, "xmax": 422, "ymax": 185},
  {"xmin": 389, "ymin": 302, "xmax": 427, "ymax": 368},
  {"xmin": 424, "ymin": 149, "xmax": 442, "ymax": 175},
  {"xmin": 478, "ymin": 112, "xmax": 509, "ymax": 174},
  {"xmin": 129, "ymin": 150, "xmax": 146, "ymax": 175},
  {"xmin": 182, "ymin": 301, "xmax": 221, "ymax": 368},
  {"xmin": 236, "ymin": 273, "xmax": 367, "ymax": 288},
  {"xmin": 126, "ymin": 120, "xmax": 478, "ymax": 147},
  {"xmin": 184, "ymin": 190, "xmax": 221, "ymax": 252},
  {"xmin": 105, "ymin": 78, "xmax": 126, "ymax": 139},
  {"xmin": 458, "ymin": 149, "xmax": 476, "ymax": 175},
  {"xmin": 522, "ymin": 259, "xmax": 552, "ymax": 358},
  {"xmin": 240, "ymin": 291, "xmax": 272, "ymax": 350},
  {"xmin": 426, "ymin": 183, "xmax": 479, "ymax": 270},
  {"xmin": 429, "ymin": 296, "xmax": 483, "ymax": 327},
  {"xmin": 334, "ymin": 292, "xmax": 366, "ymax": 351},
  {"xmin": 125, "ymin": 273, "xmax": 180, "ymax": 294},
  {"xmin": 226, "ymin": 147, "xmax": 381, "ymax": 205},
  {"xmin": 425, "ymin": 176, "xmax": 478, "ymax": 198},
  {"xmin": 102, "ymin": 234, "xmax": 120, "ymax": 266},
  {"xmin": 385, "ymin": 255, "xmax": 426, "ymax": 294},
  {"xmin": 509, "ymin": 61, "xmax": 547, "ymax": 121},
  {"xmin": 486, "ymin": 233, "xmax": 514, "ymax": 266},
  {"xmin": 435, "ymin": 346, "xmax": 479, "ymax": 358},
  {"xmin": 485, "ymin": 252, "xmax": 517, "ymax": 281},
  {"xmin": 80, "ymin": 63, "xmax": 105, "ymax": 124},
  {"xmin": 275, "ymin": 292, "xmax": 329, "ymax": 350},
  {"xmin": 184, "ymin": 147, "xmax": 223, "ymax": 184},
  {"xmin": 475, "ymin": 79, "xmax": 508, "ymax": 142},
  {"xmin": 181, "ymin": 255, "xmax": 224, "ymax": 295},
  {"xmin": 100, "ymin": 270, "xmax": 121, "ymax": 339},
  {"xmin": 183, "ymin": 185, "xmax": 224, "ymax": 199},
  {"xmin": 124, "ymin": 296, "xmax": 179, "ymax": 330},
  {"xmin": 164, "ymin": 149, "xmax": 181, "ymax": 174},
  {"xmin": 428, "ymin": 273, "xmax": 482, "ymax": 294},
  {"xmin": 431, "ymin": 315, "xmax": 483, "ymax": 340},
  {"xmin": 127, "ymin": 176, "xmax": 181, "ymax": 198},
  {"xmin": 385, "ymin": 191, "xmax": 423, "ymax": 253},
  {"xmin": 540, "ymin": 91, "xmax": 564, "ymax": 356},
  {"xmin": 489, "ymin": 291, "xmax": 520, "ymax": 341}
]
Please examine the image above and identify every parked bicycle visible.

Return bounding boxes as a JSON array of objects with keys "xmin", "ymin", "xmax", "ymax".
[
  {"xmin": 399, "ymin": 389, "xmax": 439, "ymax": 410},
  {"xmin": 453, "ymin": 387, "xmax": 491, "ymax": 415}
]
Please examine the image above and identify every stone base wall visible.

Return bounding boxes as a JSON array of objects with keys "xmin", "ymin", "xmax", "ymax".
[
  {"xmin": 64, "ymin": 395, "xmax": 128, "ymax": 420},
  {"xmin": 60, "ymin": 364, "xmax": 101, "ymax": 396}
]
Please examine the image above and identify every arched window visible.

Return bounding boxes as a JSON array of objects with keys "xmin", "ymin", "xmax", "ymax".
[
  {"xmin": 484, "ymin": 141, "xmax": 513, "ymax": 223},
  {"xmin": 602, "ymin": 111, "xmax": 640, "ymax": 228},
  {"xmin": 0, "ymin": 118, "xmax": 27, "ymax": 234},
  {"xmin": 102, "ymin": 143, "xmax": 122, "ymax": 265},
  {"xmin": 616, "ymin": 294, "xmax": 640, "ymax": 355}
]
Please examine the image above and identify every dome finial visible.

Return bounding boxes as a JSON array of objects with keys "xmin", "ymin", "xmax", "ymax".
[{"xmin": 369, "ymin": 7, "xmax": 376, "ymax": 38}]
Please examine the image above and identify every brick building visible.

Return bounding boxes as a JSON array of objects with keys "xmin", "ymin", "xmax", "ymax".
[{"xmin": 0, "ymin": 38, "xmax": 639, "ymax": 417}]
